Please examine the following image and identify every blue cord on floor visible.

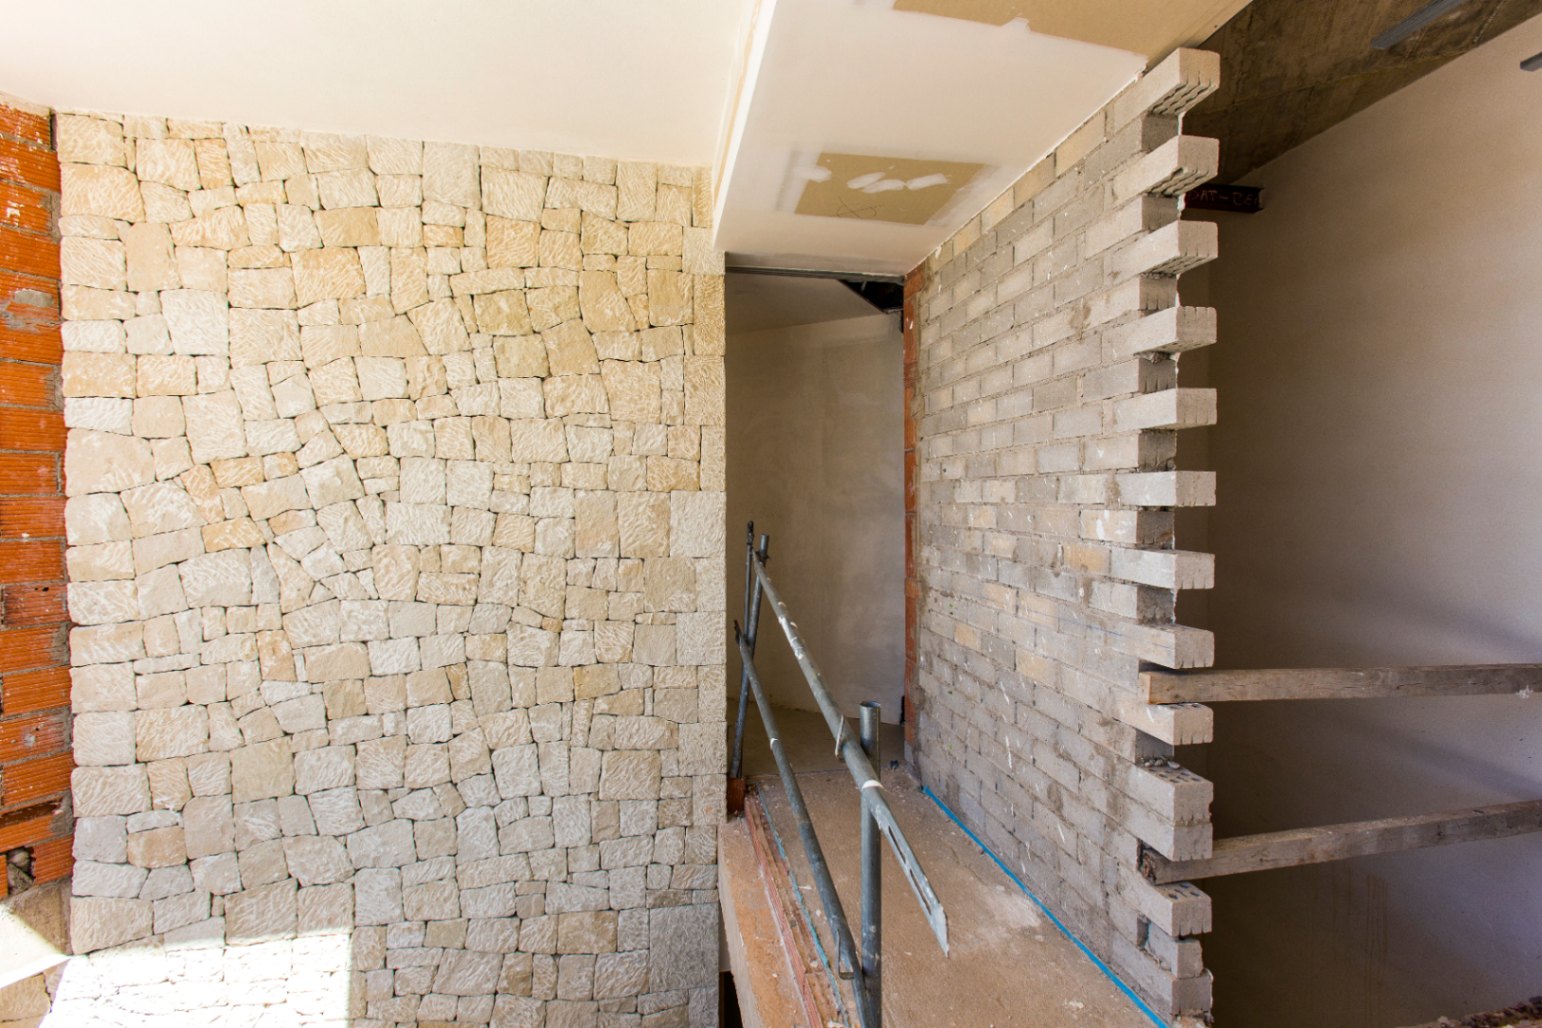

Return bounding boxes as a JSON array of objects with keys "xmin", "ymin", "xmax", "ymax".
[{"xmin": 921, "ymin": 785, "xmax": 1171, "ymax": 1028}]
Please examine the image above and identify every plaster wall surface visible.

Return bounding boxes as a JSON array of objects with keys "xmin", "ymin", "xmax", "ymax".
[
  {"xmin": 725, "ymin": 305, "xmax": 904, "ymax": 722},
  {"xmin": 54, "ymin": 111, "xmax": 727, "ymax": 1026},
  {"xmin": 1188, "ymin": 13, "xmax": 1542, "ymax": 1024}
]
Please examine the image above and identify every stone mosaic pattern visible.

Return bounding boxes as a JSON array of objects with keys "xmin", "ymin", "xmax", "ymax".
[{"xmin": 55, "ymin": 111, "xmax": 726, "ymax": 1026}]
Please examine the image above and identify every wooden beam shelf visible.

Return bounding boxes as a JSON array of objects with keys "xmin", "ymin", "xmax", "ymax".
[
  {"xmin": 1142, "ymin": 797, "xmax": 1542, "ymax": 885},
  {"xmin": 1142, "ymin": 663, "xmax": 1542, "ymax": 704}
]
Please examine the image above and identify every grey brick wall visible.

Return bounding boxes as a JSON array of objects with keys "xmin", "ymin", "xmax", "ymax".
[{"xmin": 909, "ymin": 50, "xmax": 1222, "ymax": 1023}]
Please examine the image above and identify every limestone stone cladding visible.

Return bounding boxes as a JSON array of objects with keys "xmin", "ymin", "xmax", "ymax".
[
  {"xmin": 56, "ymin": 110, "xmax": 727, "ymax": 1026},
  {"xmin": 909, "ymin": 51, "xmax": 1222, "ymax": 1023}
]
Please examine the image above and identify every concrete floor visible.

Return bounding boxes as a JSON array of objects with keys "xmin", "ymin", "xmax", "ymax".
[{"xmin": 752, "ymin": 767, "xmax": 1151, "ymax": 1028}]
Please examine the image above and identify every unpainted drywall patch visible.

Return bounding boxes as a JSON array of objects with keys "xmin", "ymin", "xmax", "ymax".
[
  {"xmin": 792, "ymin": 152, "xmax": 985, "ymax": 225},
  {"xmin": 892, "ymin": 0, "xmax": 1032, "ymax": 27},
  {"xmin": 892, "ymin": 0, "xmax": 1251, "ymax": 59}
]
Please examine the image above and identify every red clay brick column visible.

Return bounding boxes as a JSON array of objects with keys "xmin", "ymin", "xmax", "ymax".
[
  {"xmin": 0, "ymin": 99, "xmax": 72, "ymax": 898},
  {"xmin": 901, "ymin": 264, "xmax": 923, "ymax": 749}
]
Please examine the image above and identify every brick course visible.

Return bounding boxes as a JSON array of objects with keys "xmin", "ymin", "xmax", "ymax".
[
  {"xmin": 908, "ymin": 50, "xmax": 1222, "ymax": 1022},
  {"xmin": 0, "ymin": 95, "xmax": 72, "ymax": 901}
]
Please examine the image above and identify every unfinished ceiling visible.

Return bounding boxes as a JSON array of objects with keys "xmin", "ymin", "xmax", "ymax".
[
  {"xmin": 9, "ymin": 0, "xmax": 1256, "ymax": 275},
  {"xmin": 713, "ymin": 0, "xmax": 1252, "ymax": 276},
  {"xmin": 1189, "ymin": 0, "xmax": 1542, "ymax": 180}
]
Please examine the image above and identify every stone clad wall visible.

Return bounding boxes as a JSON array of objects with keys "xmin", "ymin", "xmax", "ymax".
[
  {"xmin": 56, "ymin": 111, "xmax": 726, "ymax": 1026},
  {"xmin": 909, "ymin": 51, "xmax": 1222, "ymax": 1023}
]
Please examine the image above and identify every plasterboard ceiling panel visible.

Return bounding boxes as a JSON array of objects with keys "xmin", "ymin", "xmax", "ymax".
[
  {"xmin": 2, "ymin": 0, "xmax": 749, "ymax": 166},
  {"xmin": 893, "ymin": 0, "xmax": 1254, "ymax": 58},
  {"xmin": 713, "ymin": 0, "xmax": 1148, "ymax": 276}
]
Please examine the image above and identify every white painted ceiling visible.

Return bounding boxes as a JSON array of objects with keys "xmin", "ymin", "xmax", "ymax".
[
  {"xmin": 8, "ymin": 0, "xmax": 1250, "ymax": 275},
  {"xmin": 5, "ymin": 0, "xmax": 750, "ymax": 166}
]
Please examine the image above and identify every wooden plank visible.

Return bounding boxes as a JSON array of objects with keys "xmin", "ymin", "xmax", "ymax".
[
  {"xmin": 1143, "ymin": 663, "xmax": 1542, "ymax": 703},
  {"xmin": 1143, "ymin": 798, "xmax": 1542, "ymax": 885}
]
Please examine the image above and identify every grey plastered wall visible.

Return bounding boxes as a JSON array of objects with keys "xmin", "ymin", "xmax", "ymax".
[
  {"xmin": 1186, "ymin": 14, "xmax": 1542, "ymax": 1025},
  {"xmin": 725, "ymin": 310, "xmax": 905, "ymax": 722}
]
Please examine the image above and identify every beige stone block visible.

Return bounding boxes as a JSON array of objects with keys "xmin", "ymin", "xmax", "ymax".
[
  {"xmin": 359, "ymin": 314, "xmax": 425, "ymax": 358},
  {"xmin": 474, "ymin": 291, "xmax": 532, "ymax": 335},
  {"xmin": 542, "ymin": 320, "xmax": 598, "ymax": 376},
  {"xmin": 70, "ymin": 896, "xmax": 152, "ymax": 953},
  {"xmin": 616, "ymin": 162, "xmax": 656, "ymax": 222},
  {"xmin": 229, "ymin": 267, "xmax": 296, "ymax": 308},
  {"xmin": 137, "ymin": 354, "xmax": 198, "ymax": 395},
  {"xmin": 66, "ymin": 493, "xmax": 131, "ymax": 545},
  {"xmin": 65, "ymin": 430, "xmax": 154, "ymax": 496},
  {"xmin": 180, "ymin": 549, "xmax": 252, "ymax": 606},
  {"xmin": 126, "ymin": 824, "xmax": 187, "ymax": 868},
  {"xmin": 301, "ymin": 456, "xmax": 365, "ymax": 507},
  {"xmin": 160, "ymin": 289, "xmax": 229, "ymax": 355},
  {"xmin": 600, "ymin": 361, "xmax": 661, "ymax": 423},
  {"xmin": 58, "ymin": 115, "xmax": 125, "ymax": 165},
  {"xmin": 177, "ymin": 798, "xmax": 234, "ymax": 866},
  {"xmin": 389, "ymin": 247, "xmax": 428, "ymax": 311},
  {"xmin": 574, "ymin": 492, "xmax": 618, "ymax": 558},
  {"xmin": 408, "ymin": 298, "xmax": 470, "ymax": 355},
  {"xmin": 302, "ymin": 131, "xmax": 367, "ymax": 172},
  {"xmin": 131, "ymin": 395, "xmax": 185, "ymax": 438},
  {"xmin": 231, "ymin": 737, "xmax": 294, "ymax": 802},
  {"xmin": 578, "ymin": 270, "xmax": 635, "ymax": 332},
  {"xmin": 61, "ymin": 351, "xmax": 134, "ymax": 398},
  {"xmin": 492, "ymin": 335, "xmax": 547, "ymax": 378},
  {"xmin": 669, "ymin": 491, "xmax": 723, "ymax": 559},
  {"xmin": 121, "ymin": 480, "xmax": 201, "ymax": 535},
  {"xmin": 284, "ymin": 835, "xmax": 352, "ymax": 886},
  {"xmin": 694, "ymin": 275, "xmax": 725, "ymax": 356},
  {"xmin": 138, "ymin": 138, "xmax": 201, "ymax": 190},
  {"xmin": 68, "ymin": 540, "xmax": 134, "ymax": 582},
  {"xmin": 649, "ymin": 904, "xmax": 717, "ymax": 990},
  {"xmin": 171, "ymin": 206, "xmax": 249, "ymax": 250},
  {"xmin": 557, "ymin": 910, "xmax": 618, "ymax": 954},
  {"xmin": 73, "ymin": 711, "xmax": 136, "ymax": 765},
  {"xmin": 628, "ymin": 222, "xmax": 682, "ymax": 257},
  {"xmin": 73, "ymin": 765, "xmax": 150, "ymax": 816},
  {"xmin": 316, "ymin": 169, "xmax": 377, "ymax": 208},
  {"xmin": 183, "ymin": 390, "xmax": 247, "ymax": 463},
  {"xmin": 307, "ymin": 641, "xmax": 371, "ymax": 681},
  {"xmin": 60, "ymin": 237, "xmax": 127, "ymax": 290},
  {"xmin": 647, "ymin": 270, "xmax": 691, "ymax": 326},
  {"xmin": 683, "ymin": 355, "xmax": 724, "ymax": 426},
  {"xmin": 482, "ymin": 168, "xmax": 545, "ymax": 220},
  {"xmin": 617, "ymin": 493, "xmax": 669, "ymax": 557},
  {"xmin": 135, "ymin": 705, "xmax": 209, "ymax": 762},
  {"xmin": 242, "ymin": 475, "xmax": 308, "ymax": 521},
  {"xmin": 226, "ymin": 879, "xmax": 298, "ymax": 940},
  {"xmin": 368, "ymin": 136, "xmax": 422, "ymax": 174},
  {"xmin": 353, "ymin": 867, "xmax": 403, "ymax": 925},
  {"xmin": 62, "ymin": 164, "xmax": 145, "ymax": 221},
  {"xmin": 503, "ymin": 419, "xmax": 564, "ymax": 463},
  {"xmin": 315, "ymin": 207, "xmax": 380, "ymax": 247},
  {"xmin": 598, "ymin": 751, "xmax": 660, "ymax": 800},
  {"xmin": 293, "ymin": 248, "xmax": 366, "ymax": 306},
  {"xmin": 423, "ymin": 141, "xmax": 479, "ymax": 206},
  {"xmin": 486, "ymin": 216, "xmax": 541, "ymax": 268},
  {"xmin": 633, "ymin": 623, "xmax": 676, "ymax": 666}
]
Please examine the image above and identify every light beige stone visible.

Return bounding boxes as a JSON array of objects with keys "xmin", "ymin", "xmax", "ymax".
[
  {"xmin": 231, "ymin": 738, "xmax": 294, "ymax": 803},
  {"xmin": 62, "ymin": 164, "xmax": 145, "ymax": 220},
  {"xmin": 293, "ymin": 248, "xmax": 366, "ymax": 305}
]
